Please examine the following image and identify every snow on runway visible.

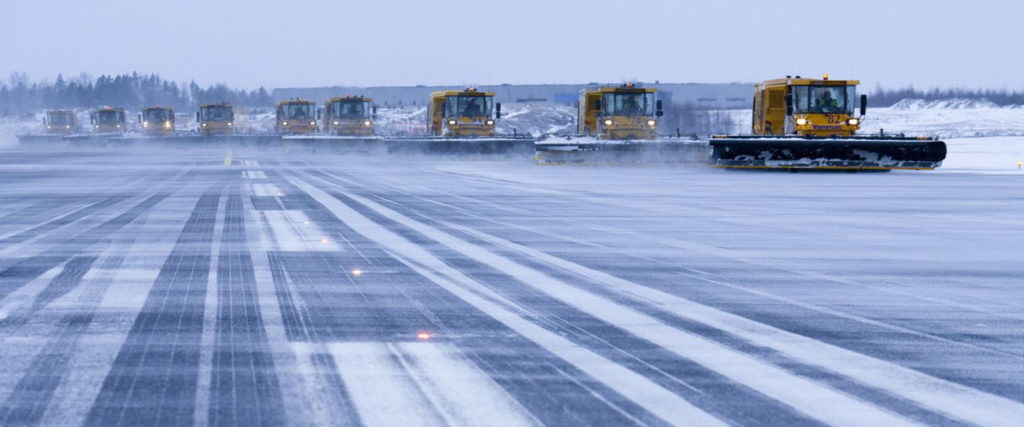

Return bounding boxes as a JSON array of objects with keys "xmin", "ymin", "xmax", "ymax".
[{"xmin": 0, "ymin": 143, "xmax": 1022, "ymax": 426}]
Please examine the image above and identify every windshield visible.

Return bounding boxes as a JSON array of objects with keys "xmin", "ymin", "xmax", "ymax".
[
  {"xmin": 201, "ymin": 106, "xmax": 233, "ymax": 121},
  {"xmin": 601, "ymin": 92, "xmax": 655, "ymax": 116},
  {"xmin": 96, "ymin": 110, "xmax": 123, "ymax": 124},
  {"xmin": 47, "ymin": 112, "xmax": 72, "ymax": 125},
  {"xmin": 446, "ymin": 95, "xmax": 493, "ymax": 118},
  {"xmin": 792, "ymin": 85, "xmax": 856, "ymax": 115},
  {"xmin": 280, "ymin": 103, "xmax": 315, "ymax": 120},
  {"xmin": 143, "ymin": 109, "xmax": 170, "ymax": 122},
  {"xmin": 332, "ymin": 100, "xmax": 367, "ymax": 118}
]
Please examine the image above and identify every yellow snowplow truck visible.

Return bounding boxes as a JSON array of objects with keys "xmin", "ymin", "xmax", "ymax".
[
  {"xmin": 386, "ymin": 88, "xmax": 537, "ymax": 156},
  {"xmin": 198, "ymin": 103, "xmax": 235, "ymax": 136},
  {"xmin": 43, "ymin": 110, "xmax": 77, "ymax": 135},
  {"xmin": 578, "ymin": 84, "xmax": 661, "ymax": 140},
  {"xmin": 709, "ymin": 76, "xmax": 946, "ymax": 170},
  {"xmin": 535, "ymin": 83, "xmax": 706, "ymax": 165},
  {"xmin": 139, "ymin": 106, "xmax": 174, "ymax": 136},
  {"xmin": 427, "ymin": 88, "xmax": 500, "ymax": 137},
  {"xmin": 276, "ymin": 99, "xmax": 317, "ymax": 135},
  {"xmin": 324, "ymin": 96, "xmax": 376, "ymax": 136},
  {"xmin": 91, "ymin": 107, "xmax": 126, "ymax": 134}
]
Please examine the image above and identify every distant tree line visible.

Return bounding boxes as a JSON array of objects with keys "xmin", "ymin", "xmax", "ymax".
[
  {"xmin": 0, "ymin": 72, "xmax": 273, "ymax": 117},
  {"xmin": 868, "ymin": 85, "xmax": 1024, "ymax": 107}
]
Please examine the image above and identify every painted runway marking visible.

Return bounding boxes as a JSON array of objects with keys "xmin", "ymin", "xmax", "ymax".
[{"xmin": 259, "ymin": 210, "xmax": 340, "ymax": 252}]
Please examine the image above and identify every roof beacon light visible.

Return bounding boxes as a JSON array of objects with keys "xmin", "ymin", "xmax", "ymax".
[{"xmin": 823, "ymin": 74, "xmax": 829, "ymax": 80}]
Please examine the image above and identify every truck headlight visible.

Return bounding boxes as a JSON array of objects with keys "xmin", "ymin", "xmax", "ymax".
[
  {"xmin": 795, "ymin": 118, "xmax": 809, "ymax": 126},
  {"xmin": 46, "ymin": 125, "xmax": 51, "ymax": 129},
  {"xmin": 363, "ymin": 120, "xmax": 371, "ymax": 127},
  {"xmin": 333, "ymin": 121, "xmax": 339, "ymax": 126},
  {"xmin": 847, "ymin": 118, "xmax": 860, "ymax": 125},
  {"xmin": 647, "ymin": 120, "xmax": 656, "ymax": 127},
  {"xmin": 448, "ymin": 120, "xmax": 457, "ymax": 126},
  {"xmin": 282, "ymin": 121, "xmax": 288, "ymax": 126},
  {"xmin": 143, "ymin": 121, "xmax": 149, "ymax": 127},
  {"xmin": 486, "ymin": 120, "xmax": 494, "ymax": 126},
  {"xmin": 65, "ymin": 125, "xmax": 70, "ymax": 129},
  {"xmin": 95, "ymin": 125, "xmax": 100, "ymax": 129},
  {"xmin": 309, "ymin": 121, "xmax": 315, "ymax": 126},
  {"xmin": 227, "ymin": 122, "xmax": 232, "ymax": 126},
  {"xmin": 604, "ymin": 119, "xmax": 613, "ymax": 127},
  {"xmin": 116, "ymin": 124, "xmax": 121, "ymax": 128},
  {"xmin": 202, "ymin": 123, "xmax": 207, "ymax": 127}
]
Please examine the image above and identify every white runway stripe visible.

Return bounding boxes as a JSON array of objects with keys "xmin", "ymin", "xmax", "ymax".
[
  {"xmin": 395, "ymin": 342, "xmax": 539, "ymax": 427},
  {"xmin": 291, "ymin": 175, "xmax": 727, "ymax": 427},
  {"xmin": 449, "ymin": 223, "xmax": 1024, "ymax": 427},
  {"xmin": 328, "ymin": 342, "xmax": 445, "ymax": 427},
  {"xmin": 243, "ymin": 170, "xmax": 267, "ymax": 179},
  {"xmin": 259, "ymin": 210, "xmax": 340, "ymax": 252},
  {"xmin": 329, "ymin": 342, "xmax": 537, "ymax": 427},
  {"xmin": 251, "ymin": 183, "xmax": 284, "ymax": 197}
]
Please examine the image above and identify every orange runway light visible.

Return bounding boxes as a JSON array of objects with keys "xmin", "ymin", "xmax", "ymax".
[
  {"xmin": 416, "ymin": 331, "xmax": 432, "ymax": 341},
  {"xmin": 352, "ymin": 269, "xmax": 362, "ymax": 277}
]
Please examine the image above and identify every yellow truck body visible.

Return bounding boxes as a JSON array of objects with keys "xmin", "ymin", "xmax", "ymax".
[
  {"xmin": 709, "ymin": 75, "xmax": 946, "ymax": 170},
  {"xmin": 276, "ymin": 99, "xmax": 317, "ymax": 135},
  {"xmin": 577, "ymin": 84, "xmax": 662, "ymax": 140},
  {"xmin": 44, "ymin": 110, "xmax": 77, "ymax": 135},
  {"xmin": 91, "ymin": 107, "xmax": 126, "ymax": 134},
  {"xmin": 140, "ymin": 106, "xmax": 175, "ymax": 136},
  {"xmin": 427, "ymin": 89, "xmax": 499, "ymax": 137},
  {"xmin": 753, "ymin": 76, "xmax": 862, "ymax": 137},
  {"xmin": 324, "ymin": 96, "xmax": 375, "ymax": 136},
  {"xmin": 198, "ymin": 103, "xmax": 235, "ymax": 136}
]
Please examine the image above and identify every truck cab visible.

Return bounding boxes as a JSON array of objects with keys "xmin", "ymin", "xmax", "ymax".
[
  {"xmin": 91, "ymin": 107, "xmax": 127, "ymax": 134},
  {"xmin": 324, "ymin": 96, "xmax": 375, "ymax": 136},
  {"xmin": 276, "ymin": 99, "xmax": 317, "ymax": 135},
  {"xmin": 198, "ymin": 103, "xmax": 235, "ymax": 136},
  {"xmin": 577, "ymin": 84, "xmax": 662, "ymax": 140},
  {"xmin": 44, "ymin": 110, "xmax": 77, "ymax": 135},
  {"xmin": 427, "ymin": 88, "xmax": 500, "ymax": 137},
  {"xmin": 753, "ymin": 76, "xmax": 867, "ymax": 137},
  {"xmin": 140, "ymin": 106, "xmax": 175, "ymax": 136}
]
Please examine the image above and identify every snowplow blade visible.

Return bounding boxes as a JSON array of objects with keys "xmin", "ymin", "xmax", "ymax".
[
  {"xmin": 535, "ymin": 138, "xmax": 710, "ymax": 165},
  {"xmin": 709, "ymin": 135, "xmax": 946, "ymax": 170},
  {"xmin": 385, "ymin": 136, "xmax": 537, "ymax": 157}
]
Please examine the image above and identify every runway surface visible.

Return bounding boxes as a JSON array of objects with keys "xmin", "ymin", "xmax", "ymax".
[{"xmin": 0, "ymin": 147, "xmax": 1022, "ymax": 426}]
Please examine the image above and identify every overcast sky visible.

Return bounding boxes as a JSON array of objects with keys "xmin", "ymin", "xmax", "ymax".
[{"xmin": 2, "ymin": 0, "xmax": 1021, "ymax": 90}]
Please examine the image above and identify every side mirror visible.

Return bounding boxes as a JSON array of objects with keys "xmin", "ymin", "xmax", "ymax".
[
  {"xmin": 441, "ymin": 101, "xmax": 447, "ymax": 118},
  {"xmin": 860, "ymin": 94, "xmax": 867, "ymax": 116},
  {"xmin": 138, "ymin": 113, "xmax": 142, "ymax": 123},
  {"xmin": 655, "ymin": 100, "xmax": 663, "ymax": 117},
  {"xmin": 43, "ymin": 117, "xmax": 47, "ymax": 126},
  {"xmin": 495, "ymin": 102, "xmax": 501, "ymax": 119},
  {"xmin": 317, "ymin": 107, "xmax": 323, "ymax": 119},
  {"xmin": 372, "ymin": 105, "xmax": 378, "ymax": 118},
  {"xmin": 594, "ymin": 100, "xmax": 602, "ymax": 110},
  {"xmin": 785, "ymin": 94, "xmax": 794, "ymax": 116},
  {"xmin": 90, "ymin": 116, "xmax": 95, "ymax": 124},
  {"xmin": 196, "ymin": 112, "xmax": 200, "ymax": 122}
]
